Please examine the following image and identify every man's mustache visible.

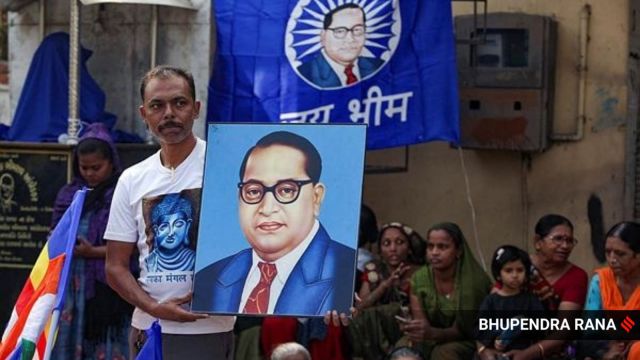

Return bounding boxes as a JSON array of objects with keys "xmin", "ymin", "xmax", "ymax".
[{"xmin": 159, "ymin": 121, "xmax": 184, "ymax": 131}]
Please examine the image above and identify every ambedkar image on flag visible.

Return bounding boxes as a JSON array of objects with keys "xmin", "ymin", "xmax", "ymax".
[
  {"xmin": 208, "ymin": 0, "xmax": 459, "ymax": 150},
  {"xmin": 192, "ymin": 124, "xmax": 365, "ymax": 317},
  {"xmin": 293, "ymin": 2, "xmax": 386, "ymax": 89}
]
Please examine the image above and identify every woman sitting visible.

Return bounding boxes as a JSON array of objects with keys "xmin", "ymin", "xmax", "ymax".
[
  {"xmin": 350, "ymin": 222, "xmax": 422, "ymax": 359},
  {"xmin": 529, "ymin": 214, "xmax": 588, "ymax": 312},
  {"xmin": 358, "ymin": 222, "xmax": 423, "ymax": 309},
  {"xmin": 582, "ymin": 221, "xmax": 640, "ymax": 359},
  {"xmin": 505, "ymin": 214, "xmax": 589, "ymax": 360},
  {"xmin": 402, "ymin": 222, "xmax": 491, "ymax": 360},
  {"xmin": 477, "ymin": 246, "xmax": 545, "ymax": 360}
]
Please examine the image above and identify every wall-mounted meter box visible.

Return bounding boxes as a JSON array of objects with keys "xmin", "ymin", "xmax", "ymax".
[{"xmin": 455, "ymin": 13, "xmax": 557, "ymax": 151}]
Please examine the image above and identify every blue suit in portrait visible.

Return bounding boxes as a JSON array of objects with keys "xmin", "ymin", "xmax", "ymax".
[
  {"xmin": 192, "ymin": 224, "xmax": 355, "ymax": 316},
  {"xmin": 297, "ymin": 53, "xmax": 384, "ymax": 88}
]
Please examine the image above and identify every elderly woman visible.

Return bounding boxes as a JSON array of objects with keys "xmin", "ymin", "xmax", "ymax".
[
  {"xmin": 402, "ymin": 222, "xmax": 491, "ymax": 360},
  {"xmin": 529, "ymin": 214, "xmax": 588, "ymax": 312},
  {"xmin": 349, "ymin": 222, "xmax": 423, "ymax": 359},
  {"xmin": 582, "ymin": 221, "xmax": 640, "ymax": 359}
]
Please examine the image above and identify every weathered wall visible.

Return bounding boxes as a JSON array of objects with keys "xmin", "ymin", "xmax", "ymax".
[
  {"xmin": 6, "ymin": 0, "xmax": 212, "ymax": 138},
  {"xmin": 3, "ymin": 1, "xmax": 630, "ymax": 273},
  {"xmin": 363, "ymin": 0, "xmax": 629, "ymax": 273}
]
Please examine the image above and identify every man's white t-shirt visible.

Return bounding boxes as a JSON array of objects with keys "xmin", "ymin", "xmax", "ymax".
[{"xmin": 105, "ymin": 138, "xmax": 234, "ymax": 334}]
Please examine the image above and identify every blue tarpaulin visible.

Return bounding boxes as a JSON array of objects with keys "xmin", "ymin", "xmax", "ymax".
[{"xmin": 2, "ymin": 32, "xmax": 117, "ymax": 142}]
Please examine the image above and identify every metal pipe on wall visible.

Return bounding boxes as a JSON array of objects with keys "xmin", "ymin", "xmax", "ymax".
[
  {"xmin": 551, "ymin": 4, "xmax": 591, "ymax": 141},
  {"xmin": 66, "ymin": 0, "xmax": 80, "ymax": 144},
  {"xmin": 144, "ymin": 4, "xmax": 158, "ymax": 144},
  {"xmin": 623, "ymin": 0, "xmax": 640, "ymax": 220},
  {"xmin": 38, "ymin": 0, "xmax": 44, "ymax": 40},
  {"xmin": 150, "ymin": 4, "xmax": 157, "ymax": 68}
]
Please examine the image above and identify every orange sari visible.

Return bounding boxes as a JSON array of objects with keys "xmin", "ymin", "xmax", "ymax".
[
  {"xmin": 595, "ymin": 267, "xmax": 640, "ymax": 310},
  {"xmin": 595, "ymin": 267, "xmax": 640, "ymax": 358}
]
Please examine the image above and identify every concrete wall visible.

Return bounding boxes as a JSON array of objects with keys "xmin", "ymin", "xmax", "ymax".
[
  {"xmin": 363, "ymin": 0, "xmax": 629, "ymax": 273},
  {"xmin": 4, "ymin": 0, "xmax": 630, "ymax": 273},
  {"xmin": 6, "ymin": 0, "xmax": 212, "ymax": 139}
]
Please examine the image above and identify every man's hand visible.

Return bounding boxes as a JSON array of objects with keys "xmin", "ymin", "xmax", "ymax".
[
  {"xmin": 323, "ymin": 292, "xmax": 361, "ymax": 326},
  {"xmin": 108, "ymin": 240, "xmax": 199, "ymax": 322},
  {"xmin": 149, "ymin": 293, "xmax": 209, "ymax": 322},
  {"xmin": 324, "ymin": 307, "xmax": 358, "ymax": 327}
]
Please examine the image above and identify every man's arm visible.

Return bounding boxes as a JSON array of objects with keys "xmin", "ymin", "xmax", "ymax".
[{"xmin": 105, "ymin": 240, "xmax": 207, "ymax": 322}]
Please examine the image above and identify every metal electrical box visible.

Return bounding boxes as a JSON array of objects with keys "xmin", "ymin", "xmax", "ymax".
[{"xmin": 455, "ymin": 13, "xmax": 557, "ymax": 151}]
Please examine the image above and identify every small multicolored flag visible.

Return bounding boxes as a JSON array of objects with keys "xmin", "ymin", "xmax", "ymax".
[{"xmin": 0, "ymin": 188, "xmax": 86, "ymax": 360}]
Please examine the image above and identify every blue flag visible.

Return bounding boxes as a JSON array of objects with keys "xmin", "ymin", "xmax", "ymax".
[
  {"xmin": 207, "ymin": 0, "xmax": 459, "ymax": 149},
  {"xmin": 0, "ymin": 189, "xmax": 86, "ymax": 360},
  {"xmin": 136, "ymin": 321, "xmax": 163, "ymax": 360},
  {"xmin": 52, "ymin": 188, "xmax": 87, "ymax": 311}
]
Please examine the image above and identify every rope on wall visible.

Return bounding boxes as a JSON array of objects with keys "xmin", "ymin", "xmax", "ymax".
[{"xmin": 457, "ymin": 146, "xmax": 487, "ymax": 271}]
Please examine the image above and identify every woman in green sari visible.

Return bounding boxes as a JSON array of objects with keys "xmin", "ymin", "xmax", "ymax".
[{"xmin": 402, "ymin": 222, "xmax": 491, "ymax": 360}]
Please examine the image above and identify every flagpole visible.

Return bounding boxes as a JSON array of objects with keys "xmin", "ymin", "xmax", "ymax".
[{"xmin": 42, "ymin": 309, "xmax": 61, "ymax": 360}]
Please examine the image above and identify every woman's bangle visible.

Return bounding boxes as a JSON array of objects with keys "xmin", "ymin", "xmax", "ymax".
[
  {"xmin": 536, "ymin": 343, "xmax": 545, "ymax": 359},
  {"xmin": 477, "ymin": 345, "xmax": 487, "ymax": 355}
]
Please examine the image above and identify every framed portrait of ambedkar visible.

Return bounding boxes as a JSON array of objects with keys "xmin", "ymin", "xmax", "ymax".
[{"xmin": 192, "ymin": 123, "xmax": 366, "ymax": 317}]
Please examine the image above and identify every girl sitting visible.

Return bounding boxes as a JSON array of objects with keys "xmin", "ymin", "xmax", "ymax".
[{"xmin": 477, "ymin": 245, "xmax": 545, "ymax": 360}]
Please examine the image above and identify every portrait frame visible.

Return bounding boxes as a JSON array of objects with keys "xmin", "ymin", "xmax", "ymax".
[{"xmin": 192, "ymin": 123, "xmax": 366, "ymax": 317}]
